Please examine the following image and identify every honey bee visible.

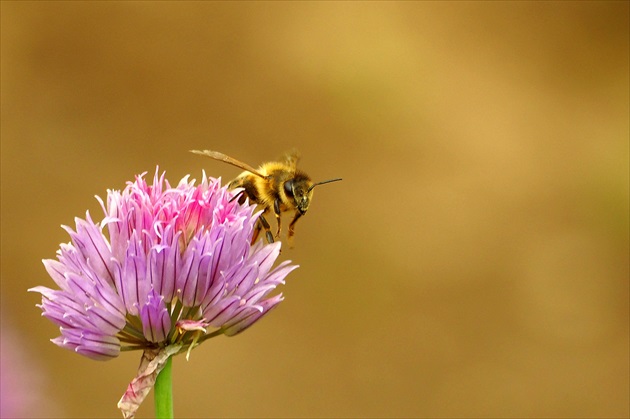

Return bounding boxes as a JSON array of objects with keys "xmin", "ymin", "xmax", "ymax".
[{"xmin": 191, "ymin": 149, "xmax": 342, "ymax": 245}]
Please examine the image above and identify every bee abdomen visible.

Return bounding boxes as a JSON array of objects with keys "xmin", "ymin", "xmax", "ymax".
[{"xmin": 234, "ymin": 176, "xmax": 260, "ymax": 204}]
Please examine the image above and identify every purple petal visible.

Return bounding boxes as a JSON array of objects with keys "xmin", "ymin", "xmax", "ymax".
[
  {"xmin": 177, "ymin": 244, "xmax": 201, "ymax": 307},
  {"xmin": 70, "ymin": 214, "xmax": 116, "ymax": 286},
  {"xmin": 42, "ymin": 259, "xmax": 69, "ymax": 289},
  {"xmin": 243, "ymin": 262, "xmax": 298, "ymax": 303},
  {"xmin": 176, "ymin": 319, "xmax": 209, "ymax": 333},
  {"xmin": 249, "ymin": 241, "xmax": 282, "ymax": 277},
  {"xmin": 223, "ymin": 294, "xmax": 284, "ymax": 336},
  {"xmin": 147, "ymin": 227, "xmax": 181, "ymax": 302},
  {"xmin": 140, "ymin": 290, "xmax": 171, "ymax": 343},
  {"xmin": 203, "ymin": 296, "xmax": 241, "ymax": 327},
  {"xmin": 54, "ymin": 329, "xmax": 120, "ymax": 361}
]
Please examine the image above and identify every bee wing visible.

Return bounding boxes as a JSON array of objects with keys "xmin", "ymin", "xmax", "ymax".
[
  {"xmin": 190, "ymin": 150, "xmax": 267, "ymax": 179},
  {"xmin": 281, "ymin": 149, "xmax": 301, "ymax": 171}
]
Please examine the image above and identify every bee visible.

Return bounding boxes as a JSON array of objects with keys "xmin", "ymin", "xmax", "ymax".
[{"xmin": 191, "ymin": 149, "xmax": 342, "ymax": 245}]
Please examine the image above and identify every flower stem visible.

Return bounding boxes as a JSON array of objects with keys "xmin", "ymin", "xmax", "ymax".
[{"xmin": 154, "ymin": 355, "xmax": 174, "ymax": 419}]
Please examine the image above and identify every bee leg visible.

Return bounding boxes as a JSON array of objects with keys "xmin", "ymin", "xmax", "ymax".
[
  {"xmin": 287, "ymin": 211, "xmax": 302, "ymax": 247},
  {"xmin": 273, "ymin": 198, "xmax": 282, "ymax": 239},
  {"xmin": 229, "ymin": 189, "xmax": 245, "ymax": 204},
  {"xmin": 251, "ymin": 222, "xmax": 261, "ymax": 243},
  {"xmin": 256, "ymin": 213, "xmax": 275, "ymax": 244}
]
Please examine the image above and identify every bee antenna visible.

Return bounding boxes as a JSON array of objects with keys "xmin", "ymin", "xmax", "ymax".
[{"xmin": 308, "ymin": 178, "xmax": 342, "ymax": 193}]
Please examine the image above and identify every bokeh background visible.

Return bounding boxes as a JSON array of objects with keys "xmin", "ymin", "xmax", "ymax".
[{"xmin": 1, "ymin": 2, "xmax": 628, "ymax": 418}]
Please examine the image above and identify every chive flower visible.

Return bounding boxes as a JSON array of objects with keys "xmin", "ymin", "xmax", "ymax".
[{"xmin": 30, "ymin": 169, "xmax": 297, "ymax": 417}]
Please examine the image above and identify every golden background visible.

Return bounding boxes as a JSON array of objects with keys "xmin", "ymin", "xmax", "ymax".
[{"xmin": 1, "ymin": 2, "xmax": 628, "ymax": 418}]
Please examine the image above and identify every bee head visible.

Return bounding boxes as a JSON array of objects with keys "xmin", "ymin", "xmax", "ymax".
[
  {"xmin": 284, "ymin": 175, "xmax": 342, "ymax": 215},
  {"xmin": 284, "ymin": 176, "xmax": 313, "ymax": 215}
]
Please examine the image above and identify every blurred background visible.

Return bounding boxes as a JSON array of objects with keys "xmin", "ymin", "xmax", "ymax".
[{"xmin": 1, "ymin": 2, "xmax": 628, "ymax": 418}]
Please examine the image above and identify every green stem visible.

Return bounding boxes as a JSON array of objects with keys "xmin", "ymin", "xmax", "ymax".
[{"xmin": 155, "ymin": 355, "xmax": 174, "ymax": 419}]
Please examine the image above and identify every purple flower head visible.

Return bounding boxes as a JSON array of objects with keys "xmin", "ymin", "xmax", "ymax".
[{"xmin": 30, "ymin": 169, "xmax": 297, "ymax": 361}]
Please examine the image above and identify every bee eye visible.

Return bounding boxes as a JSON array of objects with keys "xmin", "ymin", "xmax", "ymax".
[{"xmin": 283, "ymin": 180, "xmax": 294, "ymax": 198}]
